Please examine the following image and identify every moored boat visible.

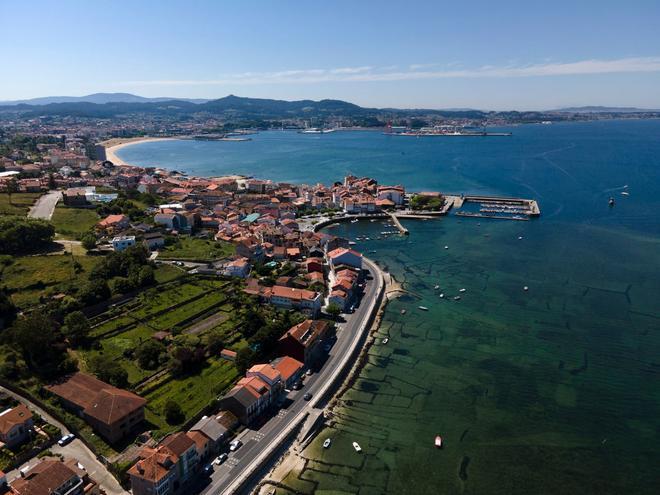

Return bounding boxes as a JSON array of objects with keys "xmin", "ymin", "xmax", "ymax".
[
  {"xmin": 435, "ymin": 435, "xmax": 443, "ymax": 448},
  {"xmin": 419, "ymin": 306, "xmax": 429, "ymax": 311},
  {"xmin": 353, "ymin": 442, "xmax": 362, "ymax": 452},
  {"xmin": 323, "ymin": 438, "xmax": 331, "ymax": 448}
]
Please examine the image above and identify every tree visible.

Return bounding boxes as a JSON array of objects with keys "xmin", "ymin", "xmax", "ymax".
[
  {"xmin": 6, "ymin": 177, "xmax": 18, "ymax": 205},
  {"xmin": 62, "ymin": 311, "xmax": 90, "ymax": 347},
  {"xmin": 88, "ymin": 354, "xmax": 128, "ymax": 388},
  {"xmin": 164, "ymin": 400, "xmax": 184, "ymax": 425},
  {"xmin": 235, "ymin": 347, "xmax": 255, "ymax": 375},
  {"xmin": 0, "ymin": 217, "xmax": 55, "ymax": 254},
  {"xmin": 10, "ymin": 311, "xmax": 69, "ymax": 377},
  {"xmin": 79, "ymin": 279, "xmax": 111, "ymax": 306},
  {"xmin": 0, "ymin": 290, "xmax": 16, "ymax": 328},
  {"xmin": 203, "ymin": 330, "xmax": 225, "ymax": 355},
  {"xmin": 135, "ymin": 340, "xmax": 165, "ymax": 370},
  {"xmin": 326, "ymin": 303, "xmax": 341, "ymax": 318},
  {"xmin": 81, "ymin": 233, "xmax": 97, "ymax": 251},
  {"xmin": 47, "ymin": 173, "xmax": 56, "ymax": 190}
]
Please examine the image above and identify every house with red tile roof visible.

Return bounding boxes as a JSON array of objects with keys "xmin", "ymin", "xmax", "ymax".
[
  {"xmin": 271, "ymin": 356, "xmax": 304, "ymax": 389},
  {"xmin": 279, "ymin": 320, "xmax": 331, "ymax": 367},
  {"xmin": 327, "ymin": 247, "xmax": 363, "ymax": 270},
  {"xmin": 0, "ymin": 403, "xmax": 33, "ymax": 448},
  {"xmin": 95, "ymin": 214, "xmax": 129, "ymax": 233},
  {"xmin": 47, "ymin": 373, "xmax": 146, "ymax": 444},
  {"xmin": 9, "ymin": 457, "xmax": 99, "ymax": 495}
]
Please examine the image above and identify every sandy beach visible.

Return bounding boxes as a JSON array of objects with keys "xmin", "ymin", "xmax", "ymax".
[{"xmin": 101, "ymin": 137, "xmax": 179, "ymax": 166}]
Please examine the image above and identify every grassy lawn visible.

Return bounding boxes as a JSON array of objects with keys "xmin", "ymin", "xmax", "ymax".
[
  {"xmin": 50, "ymin": 206, "xmax": 98, "ymax": 238},
  {"xmin": 80, "ymin": 325, "xmax": 158, "ymax": 385},
  {"xmin": 0, "ymin": 254, "xmax": 98, "ymax": 308},
  {"xmin": 0, "ymin": 192, "xmax": 42, "ymax": 215},
  {"xmin": 160, "ymin": 237, "xmax": 234, "ymax": 261},
  {"xmin": 144, "ymin": 358, "xmax": 239, "ymax": 432},
  {"xmin": 154, "ymin": 264, "xmax": 185, "ymax": 283}
]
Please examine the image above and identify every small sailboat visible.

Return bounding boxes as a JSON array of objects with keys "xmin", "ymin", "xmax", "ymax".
[
  {"xmin": 608, "ymin": 197, "xmax": 615, "ymax": 207},
  {"xmin": 444, "ymin": 245, "xmax": 449, "ymax": 250},
  {"xmin": 453, "ymin": 296, "xmax": 461, "ymax": 301},
  {"xmin": 382, "ymin": 338, "xmax": 389, "ymax": 344},
  {"xmin": 621, "ymin": 191, "xmax": 629, "ymax": 196},
  {"xmin": 323, "ymin": 438, "xmax": 332, "ymax": 449},
  {"xmin": 459, "ymin": 288, "xmax": 466, "ymax": 293},
  {"xmin": 435, "ymin": 435, "xmax": 443, "ymax": 448},
  {"xmin": 418, "ymin": 306, "xmax": 429, "ymax": 311},
  {"xmin": 434, "ymin": 285, "xmax": 440, "ymax": 290},
  {"xmin": 353, "ymin": 442, "xmax": 362, "ymax": 452},
  {"xmin": 518, "ymin": 236, "xmax": 523, "ymax": 240},
  {"xmin": 523, "ymin": 286, "xmax": 529, "ymax": 291}
]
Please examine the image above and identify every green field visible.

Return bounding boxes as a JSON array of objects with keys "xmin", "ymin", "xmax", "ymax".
[
  {"xmin": 0, "ymin": 192, "xmax": 42, "ymax": 215},
  {"xmin": 160, "ymin": 237, "xmax": 234, "ymax": 261},
  {"xmin": 144, "ymin": 358, "xmax": 239, "ymax": 431},
  {"xmin": 50, "ymin": 206, "xmax": 99, "ymax": 238},
  {"xmin": 80, "ymin": 276, "xmax": 243, "ymax": 434},
  {"xmin": 0, "ymin": 254, "xmax": 98, "ymax": 308}
]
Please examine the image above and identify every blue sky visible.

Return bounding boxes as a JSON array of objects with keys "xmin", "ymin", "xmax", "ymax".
[{"xmin": 1, "ymin": 0, "xmax": 660, "ymax": 109}]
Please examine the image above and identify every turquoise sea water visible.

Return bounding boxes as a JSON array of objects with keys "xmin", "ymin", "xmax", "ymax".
[{"xmin": 119, "ymin": 121, "xmax": 660, "ymax": 493}]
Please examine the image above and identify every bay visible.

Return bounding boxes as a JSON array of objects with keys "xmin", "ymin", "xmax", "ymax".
[{"xmin": 118, "ymin": 120, "xmax": 660, "ymax": 493}]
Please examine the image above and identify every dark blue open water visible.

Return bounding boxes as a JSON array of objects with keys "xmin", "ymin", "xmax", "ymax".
[{"xmin": 119, "ymin": 121, "xmax": 660, "ymax": 494}]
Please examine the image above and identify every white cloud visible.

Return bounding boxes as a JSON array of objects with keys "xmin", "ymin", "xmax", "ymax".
[{"xmin": 120, "ymin": 57, "xmax": 660, "ymax": 87}]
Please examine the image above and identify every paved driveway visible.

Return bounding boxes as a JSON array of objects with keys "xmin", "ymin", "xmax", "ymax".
[{"xmin": 28, "ymin": 190, "xmax": 62, "ymax": 220}]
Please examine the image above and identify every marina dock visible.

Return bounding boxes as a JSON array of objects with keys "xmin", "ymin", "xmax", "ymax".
[{"xmin": 453, "ymin": 195, "xmax": 540, "ymax": 220}]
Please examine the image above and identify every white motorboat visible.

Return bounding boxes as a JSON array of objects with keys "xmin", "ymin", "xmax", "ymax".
[
  {"xmin": 419, "ymin": 306, "xmax": 429, "ymax": 311},
  {"xmin": 453, "ymin": 296, "xmax": 461, "ymax": 301},
  {"xmin": 353, "ymin": 442, "xmax": 362, "ymax": 452},
  {"xmin": 434, "ymin": 285, "xmax": 440, "ymax": 290},
  {"xmin": 459, "ymin": 288, "xmax": 466, "ymax": 293},
  {"xmin": 444, "ymin": 245, "xmax": 449, "ymax": 249},
  {"xmin": 382, "ymin": 338, "xmax": 389, "ymax": 344},
  {"xmin": 439, "ymin": 293, "xmax": 444, "ymax": 298},
  {"xmin": 323, "ymin": 438, "xmax": 331, "ymax": 448},
  {"xmin": 435, "ymin": 435, "xmax": 443, "ymax": 448}
]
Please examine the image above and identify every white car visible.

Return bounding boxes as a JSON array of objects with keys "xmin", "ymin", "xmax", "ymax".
[
  {"xmin": 214, "ymin": 453, "xmax": 228, "ymax": 465},
  {"xmin": 229, "ymin": 439, "xmax": 242, "ymax": 452},
  {"xmin": 58, "ymin": 433, "xmax": 75, "ymax": 446}
]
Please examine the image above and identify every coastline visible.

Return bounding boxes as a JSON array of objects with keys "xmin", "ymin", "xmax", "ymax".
[
  {"xmin": 101, "ymin": 137, "xmax": 179, "ymax": 166},
  {"xmin": 256, "ymin": 264, "xmax": 403, "ymax": 493}
]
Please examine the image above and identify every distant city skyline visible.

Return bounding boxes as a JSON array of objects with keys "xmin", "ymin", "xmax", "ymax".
[{"xmin": 2, "ymin": 0, "xmax": 660, "ymax": 110}]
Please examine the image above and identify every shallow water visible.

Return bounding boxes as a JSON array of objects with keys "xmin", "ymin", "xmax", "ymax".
[{"xmin": 120, "ymin": 121, "xmax": 660, "ymax": 493}]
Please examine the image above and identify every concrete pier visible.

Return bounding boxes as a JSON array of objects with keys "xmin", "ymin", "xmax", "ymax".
[{"xmin": 388, "ymin": 212, "xmax": 409, "ymax": 234}]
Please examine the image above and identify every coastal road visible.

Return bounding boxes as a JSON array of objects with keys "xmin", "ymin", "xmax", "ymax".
[
  {"xmin": 0, "ymin": 385, "xmax": 127, "ymax": 495},
  {"xmin": 28, "ymin": 190, "xmax": 62, "ymax": 220},
  {"xmin": 199, "ymin": 258, "xmax": 384, "ymax": 495}
]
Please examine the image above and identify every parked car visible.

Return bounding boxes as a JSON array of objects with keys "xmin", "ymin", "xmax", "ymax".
[
  {"xmin": 214, "ymin": 453, "xmax": 228, "ymax": 465},
  {"xmin": 303, "ymin": 392, "xmax": 313, "ymax": 401},
  {"xmin": 58, "ymin": 433, "xmax": 75, "ymax": 446},
  {"xmin": 203, "ymin": 463, "xmax": 214, "ymax": 474},
  {"xmin": 293, "ymin": 380, "xmax": 303, "ymax": 390},
  {"xmin": 305, "ymin": 369, "xmax": 313, "ymax": 376},
  {"xmin": 229, "ymin": 439, "xmax": 242, "ymax": 452}
]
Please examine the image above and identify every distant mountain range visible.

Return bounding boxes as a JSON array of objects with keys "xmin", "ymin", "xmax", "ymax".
[
  {"xmin": 553, "ymin": 106, "xmax": 659, "ymax": 113},
  {"xmin": 0, "ymin": 92, "xmax": 210, "ymax": 105},
  {"xmin": 0, "ymin": 94, "xmax": 658, "ymax": 122}
]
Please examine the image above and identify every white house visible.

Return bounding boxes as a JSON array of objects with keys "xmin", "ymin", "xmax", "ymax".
[
  {"xmin": 112, "ymin": 235, "xmax": 136, "ymax": 252},
  {"xmin": 327, "ymin": 247, "xmax": 363, "ymax": 270},
  {"xmin": 377, "ymin": 186, "xmax": 405, "ymax": 206},
  {"xmin": 223, "ymin": 257, "xmax": 251, "ymax": 278}
]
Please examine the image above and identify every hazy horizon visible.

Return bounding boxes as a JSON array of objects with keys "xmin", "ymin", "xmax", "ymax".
[{"xmin": 2, "ymin": 1, "xmax": 660, "ymax": 109}]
